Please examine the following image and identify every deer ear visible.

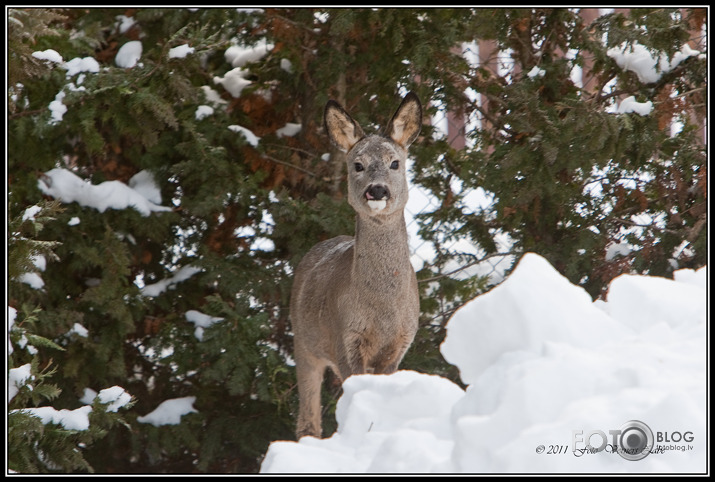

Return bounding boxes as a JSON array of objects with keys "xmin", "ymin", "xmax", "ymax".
[
  {"xmin": 325, "ymin": 100, "xmax": 365, "ymax": 153},
  {"xmin": 384, "ymin": 92, "xmax": 422, "ymax": 149}
]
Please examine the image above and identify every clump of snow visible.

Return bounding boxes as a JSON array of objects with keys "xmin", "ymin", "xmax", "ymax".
[
  {"xmin": 98, "ymin": 386, "xmax": 132, "ymax": 412},
  {"xmin": 617, "ymin": 96, "xmax": 653, "ymax": 116},
  {"xmin": 18, "ymin": 254, "xmax": 47, "ymax": 290},
  {"xmin": 200, "ymin": 85, "xmax": 228, "ymax": 106},
  {"xmin": 116, "ymin": 40, "xmax": 143, "ymax": 68},
  {"xmin": 22, "ymin": 205, "xmax": 43, "ymax": 221},
  {"xmin": 140, "ymin": 265, "xmax": 203, "ymax": 298},
  {"xmin": 32, "ymin": 49, "xmax": 63, "ymax": 64},
  {"xmin": 607, "ymin": 42, "xmax": 700, "ymax": 84},
  {"xmin": 137, "ymin": 396, "xmax": 198, "ymax": 426},
  {"xmin": 168, "ymin": 44, "xmax": 195, "ymax": 59},
  {"xmin": 15, "ymin": 405, "xmax": 94, "ymax": 431},
  {"xmin": 127, "ymin": 170, "xmax": 163, "ymax": 206},
  {"xmin": 80, "ymin": 388, "xmax": 98, "ymax": 405},
  {"xmin": 8, "ymin": 306, "xmax": 17, "ymax": 355},
  {"xmin": 18, "ymin": 272, "xmax": 44, "ymax": 290},
  {"xmin": 275, "ymin": 122, "xmax": 302, "ymax": 138},
  {"xmin": 214, "ymin": 67, "xmax": 252, "ymax": 98},
  {"xmin": 213, "ymin": 41, "xmax": 274, "ymax": 98},
  {"xmin": 185, "ymin": 310, "xmax": 224, "ymax": 341},
  {"xmin": 62, "ymin": 57, "xmax": 100, "ymax": 77},
  {"xmin": 115, "ymin": 14, "xmax": 136, "ymax": 34},
  {"xmin": 527, "ymin": 66, "xmax": 545, "ymax": 78},
  {"xmin": 48, "ymin": 90, "xmax": 68, "ymax": 124},
  {"xmin": 261, "ymin": 253, "xmax": 706, "ymax": 473},
  {"xmin": 225, "ymin": 40, "xmax": 273, "ymax": 68},
  {"xmin": 38, "ymin": 167, "xmax": 172, "ymax": 216},
  {"xmin": 195, "ymin": 105, "xmax": 214, "ymax": 120},
  {"xmin": 228, "ymin": 124, "xmax": 260, "ymax": 146},
  {"xmin": 280, "ymin": 58, "xmax": 293, "ymax": 73},
  {"xmin": 8, "ymin": 364, "xmax": 33, "ymax": 402},
  {"xmin": 605, "ymin": 241, "xmax": 632, "ymax": 260},
  {"xmin": 67, "ymin": 322, "xmax": 89, "ymax": 338},
  {"xmin": 13, "ymin": 384, "xmax": 132, "ymax": 431}
]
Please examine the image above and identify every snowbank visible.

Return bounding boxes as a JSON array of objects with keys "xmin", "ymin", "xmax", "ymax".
[{"xmin": 260, "ymin": 253, "xmax": 706, "ymax": 473}]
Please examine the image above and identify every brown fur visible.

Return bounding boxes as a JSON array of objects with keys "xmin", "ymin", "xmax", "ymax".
[{"xmin": 291, "ymin": 92, "xmax": 423, "ymax": 439}]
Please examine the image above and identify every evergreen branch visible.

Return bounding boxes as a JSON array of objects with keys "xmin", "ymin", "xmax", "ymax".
[
  {"xmin": 262, "ymin": 142, "xmax": 320, "ymax": 161},
  {"xmin": 418, "ymin": 250, "xmax": 521, "ymax": 284},
  {"xmin": 607, "ymin": 216, "xmax": 680, "ymax": 235},
  {"xmin": 262, "ymin": 155, "xmax": 317, "ymax": 177},
  {"xmin": 8, "ymin": 107, "xmax": 49, "ymax": 121}
]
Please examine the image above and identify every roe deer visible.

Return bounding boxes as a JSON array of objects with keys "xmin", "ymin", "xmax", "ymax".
[{"xmin": 290, "ymin": 92, "xmax": 422, "ymax": 439}]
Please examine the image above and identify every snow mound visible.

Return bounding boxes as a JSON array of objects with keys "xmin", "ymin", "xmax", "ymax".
[{"xmin": 261, "ymin": 253, "xmax": 706, "ymax": 473}]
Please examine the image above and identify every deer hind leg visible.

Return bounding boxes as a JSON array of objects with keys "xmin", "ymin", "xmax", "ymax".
[
  {"xmin": 337, "ymin": 330, "xmax": 374, "ymax": 379},
  {"xmin": 372, "ymin": 335, "xmax": 413, "ymax": 375},
  {"xmin": 295, "ymin": 352, "xmax": 327, "ymax": 439}
]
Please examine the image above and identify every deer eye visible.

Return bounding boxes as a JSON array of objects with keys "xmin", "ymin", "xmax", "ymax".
[
  {"xmin": 390, "ymin": 160, "xmax": 399, "ymax": 170},
  {"xmin": 354, "ymin": 162, "xmax": 364, "ymax": 172}
]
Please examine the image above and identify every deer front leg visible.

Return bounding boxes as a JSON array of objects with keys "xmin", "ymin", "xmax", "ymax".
[{"xmin": 295, "ymin": 353, "xmax": 326, "ymax": 439}]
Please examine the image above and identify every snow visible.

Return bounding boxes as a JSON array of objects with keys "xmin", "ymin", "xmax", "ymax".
[
  {"xmin": 228, "ymin": 124, "xmax": 260, "ymax": 146},
  {"xmin": 32, "ymin": 49, "xmax": 63, "ymax": 64},
  {"xmin": 275, "ymin": 122, "xmax": 302, "ymax": 138},
  {"xmin": 137, "ymin": 396, "xmax": 198, "ymax": 426},
  {"xmin": 115, "ymin": 15, "xmax": 136, "ymax": 34},
  {"xmin": 214, "ymin": 67, "xmax": 252, "ymax": 98},
  {"xmin": 260, "ymin": 253, "xmax": 706, "ymax": 473},
  {"xmin": 617, "ymin": 96, "xmax": 653, "ymax": 116},
  {"xmin": 168, "ymin": 44, "xmax": 194, "ymax": 59},
  {"xmin": 62, "ymin": 57, "xmax": 100, "ymax": 77},
  {"xmin": 11, "ymin": 385, "xmax": 132, "ymax": 433},
  {"xmin": 22, "ymin": 205, "xmax": 43, "ymax": 221},
  {"xmin": 195, "ymin": 105, "xmax": 214, "ymax": 120},
  {"xmin": 200, "ymin": 85, "xmax": 227, "ymax": 106},
  {"xmin": 140, "ymin": 265, "xmax": 203, "ymax": 298},
  {"xmin": 607, "ymin": 42, "xmax": 700, "ymax": 84},
  {"xmin": 115, "ymin": 40, "xmax": 143, "ymax": 68},
  {"xmin": 8, "ymin": 306, "xmax": 17, "ymax": 355},
  {"xmin": 280, "ymin": 58, "xmax": 293, "ymax": 73},
  {"xmin": 15, "ymin": 405, "xmax": 94, "ymax": 431},
  {"xmin": 185, "ymin": 310, "xmax": 224, "ymax": 341},
  {"xmin": 127, "ymin": 170, "xmax": 163, "ymax": 205},
  {"xmin": 67, "ymin": 322, "xmax": 89, "ymax": 338},
  {"xmin": 8, "ymin": 364, "xmax": 33, "ymax": 402},
  {"xmin": 48, "ymin": 90, "xmax": 67, "ymax": 124},
  {"xmin": 527, "ymin": 66, "xmax": 545, "ymax": 78},
  {"xmin": 38, "ymin": 167, "xmax": 172, "ymax": 216},
  {"xmin": 213, "ymin": 42, "xmax": 273, "ymax": 97},
  {"xmin": 18, "ymin": 254, "xmax": 47, "ymax": 290},
  {"xmin": 97, "ymin": 386, "xmax": 133, "ymax": 412},
  {"xmin": 225, "ymin": 40, "xmax": 273, "ymax": 68}
]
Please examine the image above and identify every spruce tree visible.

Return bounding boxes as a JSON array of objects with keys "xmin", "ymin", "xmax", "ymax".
[{"xmin": 7, "ymin": 7, "xmax": 706, "ymax": 473}]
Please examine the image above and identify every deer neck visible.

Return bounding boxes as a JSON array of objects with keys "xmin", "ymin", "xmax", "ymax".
[{"xmin": 352, "ymin": 212, "xmax": 412, "ymax": 284}]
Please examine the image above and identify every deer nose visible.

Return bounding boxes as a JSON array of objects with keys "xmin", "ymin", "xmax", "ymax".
[{"xmin": 365, "ymin": 184, "xmax": 390, "ymax": 201}]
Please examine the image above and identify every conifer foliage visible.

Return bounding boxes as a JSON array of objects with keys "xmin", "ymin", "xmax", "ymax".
[{"xmin": 7, "ymin": 8, "xmax": 707, "ymax": 473}]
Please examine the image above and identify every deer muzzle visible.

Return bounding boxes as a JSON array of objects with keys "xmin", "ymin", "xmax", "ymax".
[{"xmin": 365, "ymin": 184, "xmax": 390, "ymax": 212}]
